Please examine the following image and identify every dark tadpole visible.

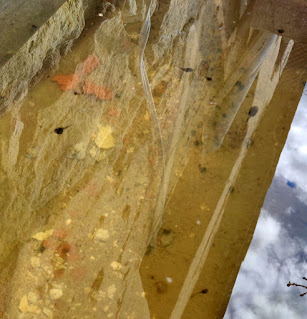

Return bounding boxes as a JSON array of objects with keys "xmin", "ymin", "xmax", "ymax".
[
  {"xmin": 54, "ymin": 125, "xmax": 71, "ymax": 135},
  {"xmin": 181, "ymin": 67, "xmax": 194, "ymax": 72},
  {"xmin": 191, "ymin": 288, "xmax": 209, "ymax": 298}
]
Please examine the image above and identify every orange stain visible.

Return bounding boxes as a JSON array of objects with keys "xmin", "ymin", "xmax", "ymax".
[
  {"xmin": 81, "ymin": 55, "xmax": 100, "ymax": 76},
  {"xmin": 51, "ymin": 74, "xmax": 80, "ymax": 91},
  {"xmin": 83, "ymin": 80, "xmax": 113, "ymax": 100},
  {"xmin": 51, "ymin": 54, "xmax": 113, "ymax": 101}
]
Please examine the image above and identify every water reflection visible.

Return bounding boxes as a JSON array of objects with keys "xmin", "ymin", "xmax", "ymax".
[{"xmin": 224, "ymin": 91, "xmax": 307, "ymax": 319}]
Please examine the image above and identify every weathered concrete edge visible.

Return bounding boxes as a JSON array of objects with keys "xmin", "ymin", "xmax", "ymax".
[{"xmin": 0, "ymin": 0, "xmax": 102, "ymax": 112}]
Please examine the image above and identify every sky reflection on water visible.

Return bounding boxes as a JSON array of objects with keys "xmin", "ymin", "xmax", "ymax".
[{"xmin": 224, "ymin": 90, "xmax": 307, "ymax": 319}]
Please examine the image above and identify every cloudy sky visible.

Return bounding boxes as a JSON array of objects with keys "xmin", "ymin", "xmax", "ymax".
[{"xmin": 224, "ymin": 90, "xmax": 307, "ymax": 319}]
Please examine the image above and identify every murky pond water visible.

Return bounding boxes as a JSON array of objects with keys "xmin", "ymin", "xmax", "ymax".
[{"xmin": 0, "ymin": 1, "xmax": 306, "ymax": 318}]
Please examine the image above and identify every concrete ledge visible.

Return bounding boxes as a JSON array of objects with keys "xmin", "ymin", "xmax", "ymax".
[{"xmin": 0, "ymin": 0, "xmax": 101, "ymax": 111}]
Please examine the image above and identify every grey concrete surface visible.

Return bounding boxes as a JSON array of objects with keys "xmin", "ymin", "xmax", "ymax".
[{"xmin": 0, "ymin": 0, "xmax": 66, "ymax": 67}]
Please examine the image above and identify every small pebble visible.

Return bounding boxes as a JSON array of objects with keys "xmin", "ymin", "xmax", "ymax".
[
  {"xmin": 94, "ymin": 229, "xmax": 110, "ymax": 242},
  {"xmin": 49, "ymin": 288, "xmax": 63, "ymax": 300}
]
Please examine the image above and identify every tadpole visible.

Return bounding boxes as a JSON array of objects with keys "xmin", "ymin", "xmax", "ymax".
[
  {"xmin": 54, "ymin": 125, "xmax": 71, "ymax": 135},
  {"xmin": 181, "ymin": 67, "xmax": 193, "ymax": 72}
]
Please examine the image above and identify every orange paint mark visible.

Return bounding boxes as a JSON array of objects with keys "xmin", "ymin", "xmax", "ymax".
[
  {"xmin": 83, "ymin": 80, "xmax": 113, "ymax": 100},
  {"xmin": 81, "ymin": 55, "xmax": 100, "ymax": 77},
  {"xmin": 51, "ymin": 74, "xmax": 80, "ymax": 91},
  {"xmin": 52, "ymin": 54, "xmax": 113, "ymax": 101}
]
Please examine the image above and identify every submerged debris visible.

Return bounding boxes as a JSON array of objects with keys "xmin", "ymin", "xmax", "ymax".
[{"xmin": 180, "ymin": 67, "xmax": 193, "ymax": 72}]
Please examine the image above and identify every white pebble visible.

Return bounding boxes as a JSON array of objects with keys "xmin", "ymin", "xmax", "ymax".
[
  {"xmin": 49, "ymin": 288, "xmax": 63, "ymax": 300},
  {"xmin": 110, "ymin": 261, "xmax": 122, "ymax": 271},
  {"xmin": 166, "ymin": 277, "xmax": 173, "ymax": 283},
  {"xmin": 94, "ymin": 229, "xmax": 110, "ymax": 242}
]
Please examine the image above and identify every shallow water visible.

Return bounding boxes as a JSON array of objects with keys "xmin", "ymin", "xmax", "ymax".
[{"xmin": 0, "ymin": 1, "xmax": 306, "ymax": 318}]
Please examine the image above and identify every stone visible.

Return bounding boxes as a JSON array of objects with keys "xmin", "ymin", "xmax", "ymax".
[
  {"xmin": 49, "ymin": 288, "xmax": 63, "ymax": 300},
  {"xmin": 95, "ymin": 125, "xmax": 115, "ymax": 149},
  {"xmin": 94, "ymin": 229, "xmax": 110, "ymax": 242}
]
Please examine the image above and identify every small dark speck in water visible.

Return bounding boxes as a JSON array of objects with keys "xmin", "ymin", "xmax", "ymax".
[
  {"xmin": 222, "ymin": 113, "xmax": 227, "ymax": 118},
  {"xmin": 73, "ymin": 91, "xmax": 79, "ymax": 95},
  {"xmin": 155, "ymin": 281, "xmax": 168, "ymax": 294},
  {"xmin": 229, "ymin": 186, "xmax": 235, "ymax": 193},
  {"xmin": 181, "ymin": 67, "xmax": 193, "ymax": 72},
  {"xmin": 32, "ymin": 24, "xmax": 38, "ymax": 29},
  {"xmin": 145, "ymin": 245, "xmax": 154, "ymax": 255},
  {"xmin": 37, "ymin": 245, "xmax": 46, "ymax": 253},
  {"xmin": 277, "ymin": 29, "xmax": 285, "ymax": 34},
  {"xmin": 194, "ymin": 140, "xmax": 200, "ymax": 146},
  {"xmin": 235, "ymin": 81, "xmax": 245, "ymax": 91},
  {"xmin": 246, "ymin": 138, "xmax": 254, "ymax": 148},
  {"xmin": 198, "ymin": 165, "xmax": 207, "ymax": 173},
  {"xmin": 115, "ymin": 93, "xmax": 121, "ymax": 98},
  {"xmin": 248, "ymin": 106, "xmax": 258, "ymax": 117},
  {"xmin": 206, "ymin": 77, "xmax": 213, "ymax": 81}
]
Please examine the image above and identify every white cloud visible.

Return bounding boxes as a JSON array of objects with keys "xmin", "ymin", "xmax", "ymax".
[{"xmin": 224, "ymin": 210, "xmax": 307, "ymax": 319}]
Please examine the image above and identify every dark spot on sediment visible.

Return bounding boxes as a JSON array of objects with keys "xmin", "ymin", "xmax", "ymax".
[
  {"xmin": 191, "ymin": 130, "xmax": 196, "ymax": 136},
  {"xmin": 206, "ymin": 77, "xmax": 213, "ymax": 81},
  {"xmin": 277, "ymin": 29, "xmax": 285, "ymax": 34},
  {"xmin": 145, "ymin": 245, "xmax": 154, "ymax": 255},
  {"xmin": 229, "ymin": 186, "xmax": 235, "ymax": 193},
  {"xmin": 32, "ymin": 24, "xmax": 37, "ymax": 29},
  {"xmin": 246, "ymin": 138, "xmax": 254, "ymax": 147},
  {"xmin": 200, "ymin": 289, "xmax": 209, "ymax": 294},
  {"xmin": 37, "ymin": 245, "xmax": 46, "ymax": 253},
  {"xmin": 194, "ymin": 140, "xmax": 200, "ymax": 146},
  {"xmin": 222, "ymin": 113, "xmax": 227, "ymax": 118},
  {"xmin": 235, "ymin": 81, "xmax": 245, "ymax": 91},
  {"xmin": 198, "ymin": 165, "xmax": 207, "ymax": 173},
  {"xmin": 162, "ymin": 229, "xmax": 171, "ymax": 235},
  {"xmin": 248, "ymin": 106, "xmax": 258, "ymax": 117},
  {"xmin": 155, "ymin": 281, "xmax": 168, "ymax": 294}
]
